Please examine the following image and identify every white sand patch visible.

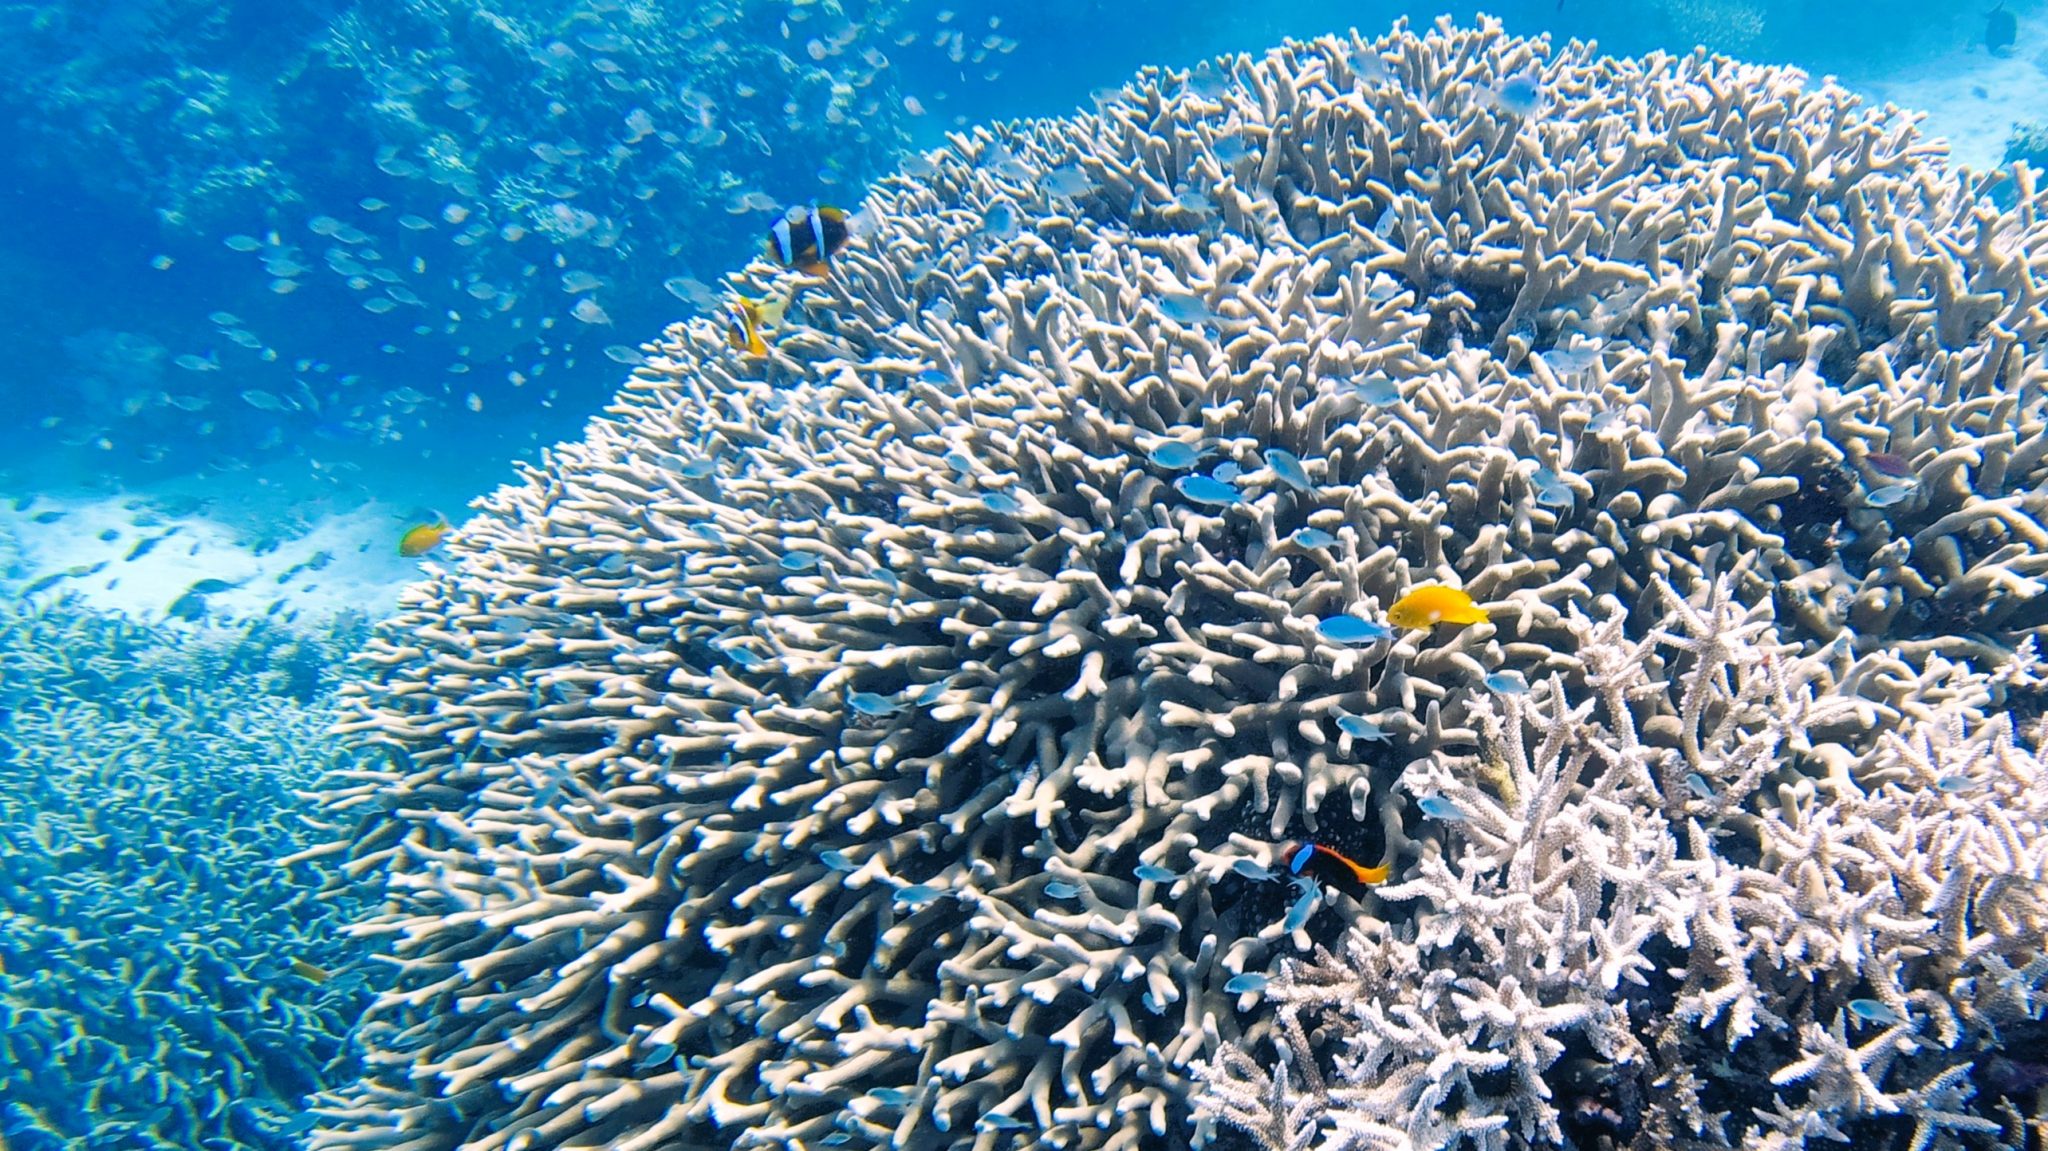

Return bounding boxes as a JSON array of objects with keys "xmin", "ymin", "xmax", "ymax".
[
  {"xmin": 0, "ymin": 495, "xmax": 434, "ymax": 624},
  {"xmin": 1840, "ymin": 13, "xmax": 2048, "ymax": 171}
]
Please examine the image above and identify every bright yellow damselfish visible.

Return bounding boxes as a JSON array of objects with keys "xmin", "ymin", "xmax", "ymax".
[
  {"xmin": 398, "ymin": 518, "xmax": 450, "ymax": 558},
  {"xmin": 1386, "ymin": 585, "xmax": 1489, "ymax": 630}
]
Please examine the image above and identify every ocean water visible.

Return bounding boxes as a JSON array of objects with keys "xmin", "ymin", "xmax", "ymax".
[{"xmin": 4, "ymin": 1, "xmax": 2048, "ymax": 1149}]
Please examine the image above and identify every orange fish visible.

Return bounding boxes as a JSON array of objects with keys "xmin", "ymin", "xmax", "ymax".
[
  {"xmin": 1386, "ymin": 585, "xmax": 1489, "ymax": 630},
  {"xmin": 723, "ymin": 292, "xmax": 790, "ymax": 357},
  {"xmin": 398, "ymin": 518, "xmax": 450, "ymax": 557},
  {"xmin": 765, "ymin": 201, "xmax": 852, "ymax": 276},
  {"xmin": 1286, "ymin": 841, "xmax": 1391, "ymax": 886}
]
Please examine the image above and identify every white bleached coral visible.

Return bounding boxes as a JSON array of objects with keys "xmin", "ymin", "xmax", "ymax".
[
  {"xmin": 313, "ymin": 15, "xmax": 2048, "ymax": 1151},
  {"xmin": 1192, "ymin": 571, "xmax": 2047, "ymax": 1148}
]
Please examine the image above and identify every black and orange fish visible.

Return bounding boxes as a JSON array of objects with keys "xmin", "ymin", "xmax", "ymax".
[
  {"xmin": 1285, "ymin": 840, "xmax": 1391, "ymax": 887},
  {"xmin": 766, "ymin": 201, "xmax": 851, "ymax": 276},
  {"xmin": 723, "ymin": 291, "xmax": 789, "ymax": 357}
]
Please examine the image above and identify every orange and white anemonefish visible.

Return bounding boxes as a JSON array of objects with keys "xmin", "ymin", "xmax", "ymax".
[
  {"xmin": 1285, "ymin": 840, "xmax": 1391, "ymax": 886},
  {"xmin": 765, "ymin": 201, "xmax": 851, "ymax": 276},
  {"xmin": 723, "ymin": 291, "xmax": 790, "ymax": 357}
]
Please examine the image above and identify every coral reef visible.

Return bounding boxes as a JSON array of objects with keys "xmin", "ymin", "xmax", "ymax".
[
  {"xmin": 1192, "ymin": 571, "xmax": 2048, "ymax": 1148},
  {"xmin": 0, "ymin": 601, "xmax": 374, "ymax": 1150},
  {"xmin": 314, "ymin": 16, "xmax": 2048, "ymax": 1151},
  {"xmin": 2005, "ymin": 120, "xmax": 2048, "ymax": 173}
]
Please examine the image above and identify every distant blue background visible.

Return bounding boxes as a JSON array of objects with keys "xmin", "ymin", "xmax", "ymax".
[{"xmin": 0, "ymin": 0, "xmax": 2024, "ymax": 533}]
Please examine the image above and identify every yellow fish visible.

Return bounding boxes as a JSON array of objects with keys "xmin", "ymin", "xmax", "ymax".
[
  {"xmin": 723, "ymin": 291, "xmax": 791, "ymax": 357},
  {"xmin": 398, "ymin": 518, "xmax": 450, "ymax": 557},
  {"xmin": 289, "ymin": 958, "xmax": 333, "ymax": 985},
  {"xmin": 1386, "ymin": 585, "xmax": 1489, "ymax": 630}
]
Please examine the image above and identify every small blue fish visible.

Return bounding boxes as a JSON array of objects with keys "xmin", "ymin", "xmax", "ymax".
[
  {"xmin": 1212, "ymin": 136, "xmax": 1250, "ymax": 164},
  {"xmin": 1224, "ymin": 972, "xmax": 1269, "ymax": 993},
  {"xmin": 870, "ymin": 567, "xmax": 901, "ymax": 587},
  {"xmin": 1283, "ymin": 878, "xmax": 1320, "ymax": 931},
  {"xmin": 1264, "ymin": 448, "xmax": 1311, "ymax": 492},
  {"xmin": 1846, "ymin": 999, "xmax": 1904, "ymax": 1027},
  {"xmin": 984, "ymin": 202, "xmax": 1019, "ymax": 240},
  {"xmin": 821, "ymin": 850, "xmax": 858, "ymax": 872},
  {"xmin": 1867, "ymin": 484, "xmax": 1916, "ymax": 508},
  {"xmin": 1044, "ymin": 880, "xmax": 1084, "ymax": 899},
  {"xmin": 848, "ymin": 691, "xmax": 904, "ymax": 716},
  {"xmin": 724, "ymin": 646, "xmax": 769, "ymax": 669},
  {"xmin": 1159, "ymin": 293, "xmax": 1212, "ymax": 324},
  {"xmin": 780, "ymin": 551, "xmax": 820, "ymax": 572},
  {"xmin": 1148, "ymin": 441, "xmax": 1204, "ymax": 469},
  {"xmin": 915, "ymin": 679, "xmax": 950, "ymax": 706},
  {"xmin": 1175, "ymin": 475, "xmax": 1244, "ymax": 507},
  {"xmin": 1535, "ymin": 483, "xmax": 1575, "ymax": 509},
  {"xmin": 1336, "ymin": 714, "xmax": 1390, "ymax": 742},
  {"xmin": 822, "ymin": 1135, "xmax": 854, "ymax": 1146},
  {"xmin": 943, "ymin": 450, "xmax": 974, "ymax": 472},
  {"xmin": 870, "ymin": 1087, "xmax": 917, "ymax": 1105},
  {"xmin": 1417, "ymin": 795, "xmax": 1465, "ymax": 821},
  {"xmin": 1231, "ymin": 858, "xmax": 1275, "ymax": 881},
  {"xmin": 1542, "ymin": 345, "xmax": 1600, "ymax": 375},
  {"xmin": 893, "ymin": 884, "xmax": 944, "ymax": 906},
  {"xmin": 917, "ymin": 368, "xmax": 951, "ymax": 386},
  {"xmin": 982, "ymin": 491, "xmax": 1023, "ymax": 515},
  {"xmin": 690, "ymin": 522, "xmax": 726, "ymax": 542},
  {"xmin": 1134, "ymin": 863, "xmax": 1178, "ymax": 883},
  {"xmin": 1684, "ymin": 773, "xmax": 1715, "ymax": 800},
  {"xmin": 1211, "ymin": 461, "xmax": 1242, "ymax": 484},
  {"xmin": 1488, "ymin": 71, "xmax": 1542, "ymax": 117},
  {"xmin": 1935, "ymin": 775, "xmax": 1980, "ymax": 793},
  {"xmin": 1291, "ymin": 527, "xmax": 1337, "ymax": 549},
  {"xmin": 678, "ymin": 458, "xmax": 719, "ymax": 479},
  {"xmin": 1317, "ymin": 615, "xmax": 1393, "ymax": 645},
  {"xmin": 1352, "ymin": 374, "xmax": 1401, "ymax": 406},
  {"xmin": 1483, "ymin": 672, "xmax": 1528, "ymax": 695},
  {"xmin": 978, "ymin": 1114, "xmax": 1032, "ymax": 1132}
]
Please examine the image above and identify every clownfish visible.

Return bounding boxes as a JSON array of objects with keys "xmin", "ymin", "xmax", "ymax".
[
  {"xmin": 1385, "ymin": 585, "xmax": 1489, "ymax": 631},
  {"xmin": 723, "ymin": 291, "xmax": 791, "ymax": 357},
  {"xmin": 398, "ymin": 517, "xmax": 450, "ymax": 557},
  {"xmin": 765, "ymin": 202, "xmax": 852, "ymax": 276},
  {"xmin": 1285, "ymin": 841, "xmax": 1391, "ymax": 886}
]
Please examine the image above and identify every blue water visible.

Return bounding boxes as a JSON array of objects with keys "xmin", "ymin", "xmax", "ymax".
[{"xmin": 2, "ymin": 0, "xmax": 2046, "ymax": 1148}]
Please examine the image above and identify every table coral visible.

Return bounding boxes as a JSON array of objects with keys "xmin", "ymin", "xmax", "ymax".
[{"xmin": 313, "ymin": 16, "xmax": 2048, "ymax": 1150}]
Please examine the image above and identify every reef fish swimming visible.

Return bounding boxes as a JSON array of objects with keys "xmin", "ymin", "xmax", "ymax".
[
  {"xmin": 398, "ymin": 518, "xmax": 451, "ymax": 557},
  {"xmin": 1386, "ymin": 585, "xmax": 1489, "ymax": 630},
  {"xmin": 1286, "ymin": 840, "xmax": 1391, "ymax": 886},
  {"xmin": 766, "ymin": 202, "xmax": 852, "ymax": 275},
  {"xmin": 724, "ymin": 291, "xmax": 789, "ymax": 357},
  {"xmin": 1987, "ymin": 2, "xmax": 2017, "ymax": 56}
]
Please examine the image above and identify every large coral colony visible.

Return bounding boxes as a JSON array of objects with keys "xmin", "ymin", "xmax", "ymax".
[{"xmin": 312, "ymin": 16, "xmax": 2047, "ymax": 1151}]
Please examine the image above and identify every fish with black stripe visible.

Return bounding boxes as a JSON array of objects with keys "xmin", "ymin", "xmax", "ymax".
[{"xmin": 766, "ymin": 201, "xmax": 853, "ymax": 276}]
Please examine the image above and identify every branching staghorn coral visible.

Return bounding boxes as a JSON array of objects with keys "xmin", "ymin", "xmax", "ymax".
[
  {"xmin": 315, "ymin": 16, "xmax": 2048, "ymax": 1151},
  {"xmin": 1193, "ymin": 572, "xmax": 2047, "ymax": 1149},
  {"xmin": 0, "ymin": 601, "xmax": 374, "ymax": 1150}
]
